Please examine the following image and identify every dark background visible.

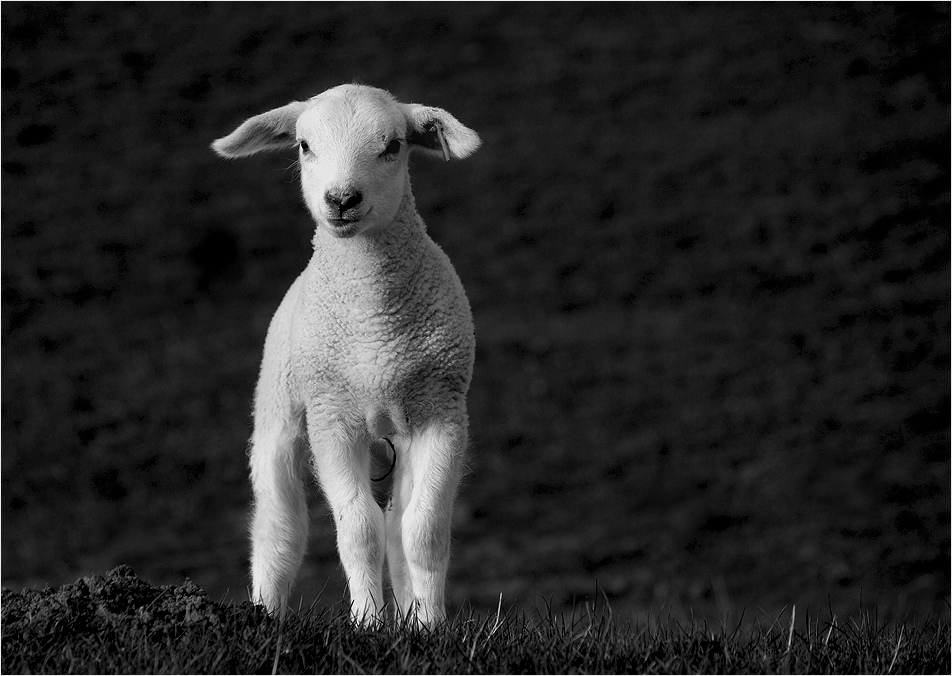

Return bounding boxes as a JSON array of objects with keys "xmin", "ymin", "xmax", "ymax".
[{"xmin": 2, "ymin": 3, "xmax": 949, "ymax": 622}]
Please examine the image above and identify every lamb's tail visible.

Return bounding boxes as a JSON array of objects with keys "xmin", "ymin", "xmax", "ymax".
[{"xmin": 369, "ymin": 437, "xmax": 396, "ymax": 509}]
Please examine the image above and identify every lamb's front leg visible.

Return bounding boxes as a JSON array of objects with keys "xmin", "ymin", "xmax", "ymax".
[
  {"xmin": 400, "ymin": 417, "xmax": 466, "ymax": 626},
  {"xmin": 248, "ymin": 402, "xmax": 308, "ymax": 615},
  {"xmin": 309, "ymin": 422, "xmax": 386, "ymax": 625}
]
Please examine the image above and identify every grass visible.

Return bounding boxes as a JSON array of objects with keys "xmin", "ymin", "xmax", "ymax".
[{"xmin": 2, "ymin": 568, "xmax": 949, "ymax": 675}]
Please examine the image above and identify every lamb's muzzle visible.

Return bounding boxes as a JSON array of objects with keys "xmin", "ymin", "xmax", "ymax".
[{"xmin": 325, "ymin": 187, "xmax": 363, "ymax": 215}]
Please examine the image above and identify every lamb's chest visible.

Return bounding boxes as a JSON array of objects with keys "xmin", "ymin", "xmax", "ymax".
[{"xmin": 288, "ymin": 298, "xmax": 462, "ymax": 399}]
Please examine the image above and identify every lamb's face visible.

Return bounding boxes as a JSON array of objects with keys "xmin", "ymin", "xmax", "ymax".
[
  {"xmin": 212, "ymin": 84, "xmax": 480, "ymax": 240},
  {"xmin": 296, "ymin": 89, "xmax": 410, "ymax": 238}
]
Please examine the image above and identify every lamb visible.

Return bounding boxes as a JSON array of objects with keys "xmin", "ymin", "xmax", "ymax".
[{"xmin": 211, "ymin": 84, "xmax": 480, "ymax": 627}]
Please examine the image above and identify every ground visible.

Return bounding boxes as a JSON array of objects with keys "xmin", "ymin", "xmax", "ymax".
[{"xmin": 2, "ymin": 3, "xmax": 948, "ymax": 622}]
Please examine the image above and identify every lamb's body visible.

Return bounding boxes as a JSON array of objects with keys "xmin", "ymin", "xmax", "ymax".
[
  {"xmin": 289, "ymin": 191, "xmax": 473, "ymax": 429},
  {"xmin": 213, "ymin": 85, "xmax": 480, "ymax": 626}
]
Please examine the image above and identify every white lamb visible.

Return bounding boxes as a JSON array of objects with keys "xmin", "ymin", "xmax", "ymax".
[{"xmin": 212, "ymin": 84, "xmax": 480, "ymax": 626}]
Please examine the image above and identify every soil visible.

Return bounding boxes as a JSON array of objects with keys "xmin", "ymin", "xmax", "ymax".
[{"xmin": 2, "ymin": 565, "xmax": 232, "ymax": 638}]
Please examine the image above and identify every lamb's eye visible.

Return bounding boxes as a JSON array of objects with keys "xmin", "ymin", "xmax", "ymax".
[
  {"xmin": 381, "ymin": 138, "xmax": 402, "ymax": 159},
  {"xmin": 298, "ymin": 139, "xmax": 310, "ymax": 154}
]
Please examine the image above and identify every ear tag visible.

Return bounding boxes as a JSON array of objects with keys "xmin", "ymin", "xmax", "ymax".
[{"xmin": 435, "ymin": 121, "xmax": 451, "ymax": 162}]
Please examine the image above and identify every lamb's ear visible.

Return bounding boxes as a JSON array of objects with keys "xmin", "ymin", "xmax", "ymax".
[
  {"xmin": 402, "ymin": 104, "xmax": 481, "ymax": 161},
  {"xmin": 212, "ymin": 101, "xmax": 308, "ymax": 158}
]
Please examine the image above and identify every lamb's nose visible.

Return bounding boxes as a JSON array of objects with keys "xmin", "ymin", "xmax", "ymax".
[{"xmin": 325, "ymin": 188, "xmax": 362, "ymax": 214}]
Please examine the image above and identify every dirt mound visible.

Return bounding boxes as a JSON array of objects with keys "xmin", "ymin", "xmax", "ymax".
[{"xmin": 2, "ymin": 566, "xmax": 248, "ymax": 638}]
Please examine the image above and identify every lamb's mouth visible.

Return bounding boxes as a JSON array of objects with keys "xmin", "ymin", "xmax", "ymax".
[{"xmin": 327, "ymin": 208, "xmax": 371, "ymax": 231}]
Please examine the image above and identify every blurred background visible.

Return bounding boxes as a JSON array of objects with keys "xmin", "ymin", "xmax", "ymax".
[{"xmin": 2, "ymin": 3, "xmax": 948, "ymax": 622}]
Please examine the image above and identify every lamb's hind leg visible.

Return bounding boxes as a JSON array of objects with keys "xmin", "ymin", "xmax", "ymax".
[
  {"xmin": 400, "ymin": 415, "xmax": 466, "ymax": 626},
  {"xmin": 383, "ymin": 435, "xmax": 412, "ymax": 616},
  {"xmin": 248, "ymin": 403, "xmax": 309, "ymax": 615},
  {"xmin": 309, "ymin": 421, "xmax": 386, "ymax": 625}
]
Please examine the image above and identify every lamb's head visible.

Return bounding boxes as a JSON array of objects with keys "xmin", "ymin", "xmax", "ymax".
[{"xmin": 212, "ymin": 84, "xmax": 480, "ymax": 238}]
